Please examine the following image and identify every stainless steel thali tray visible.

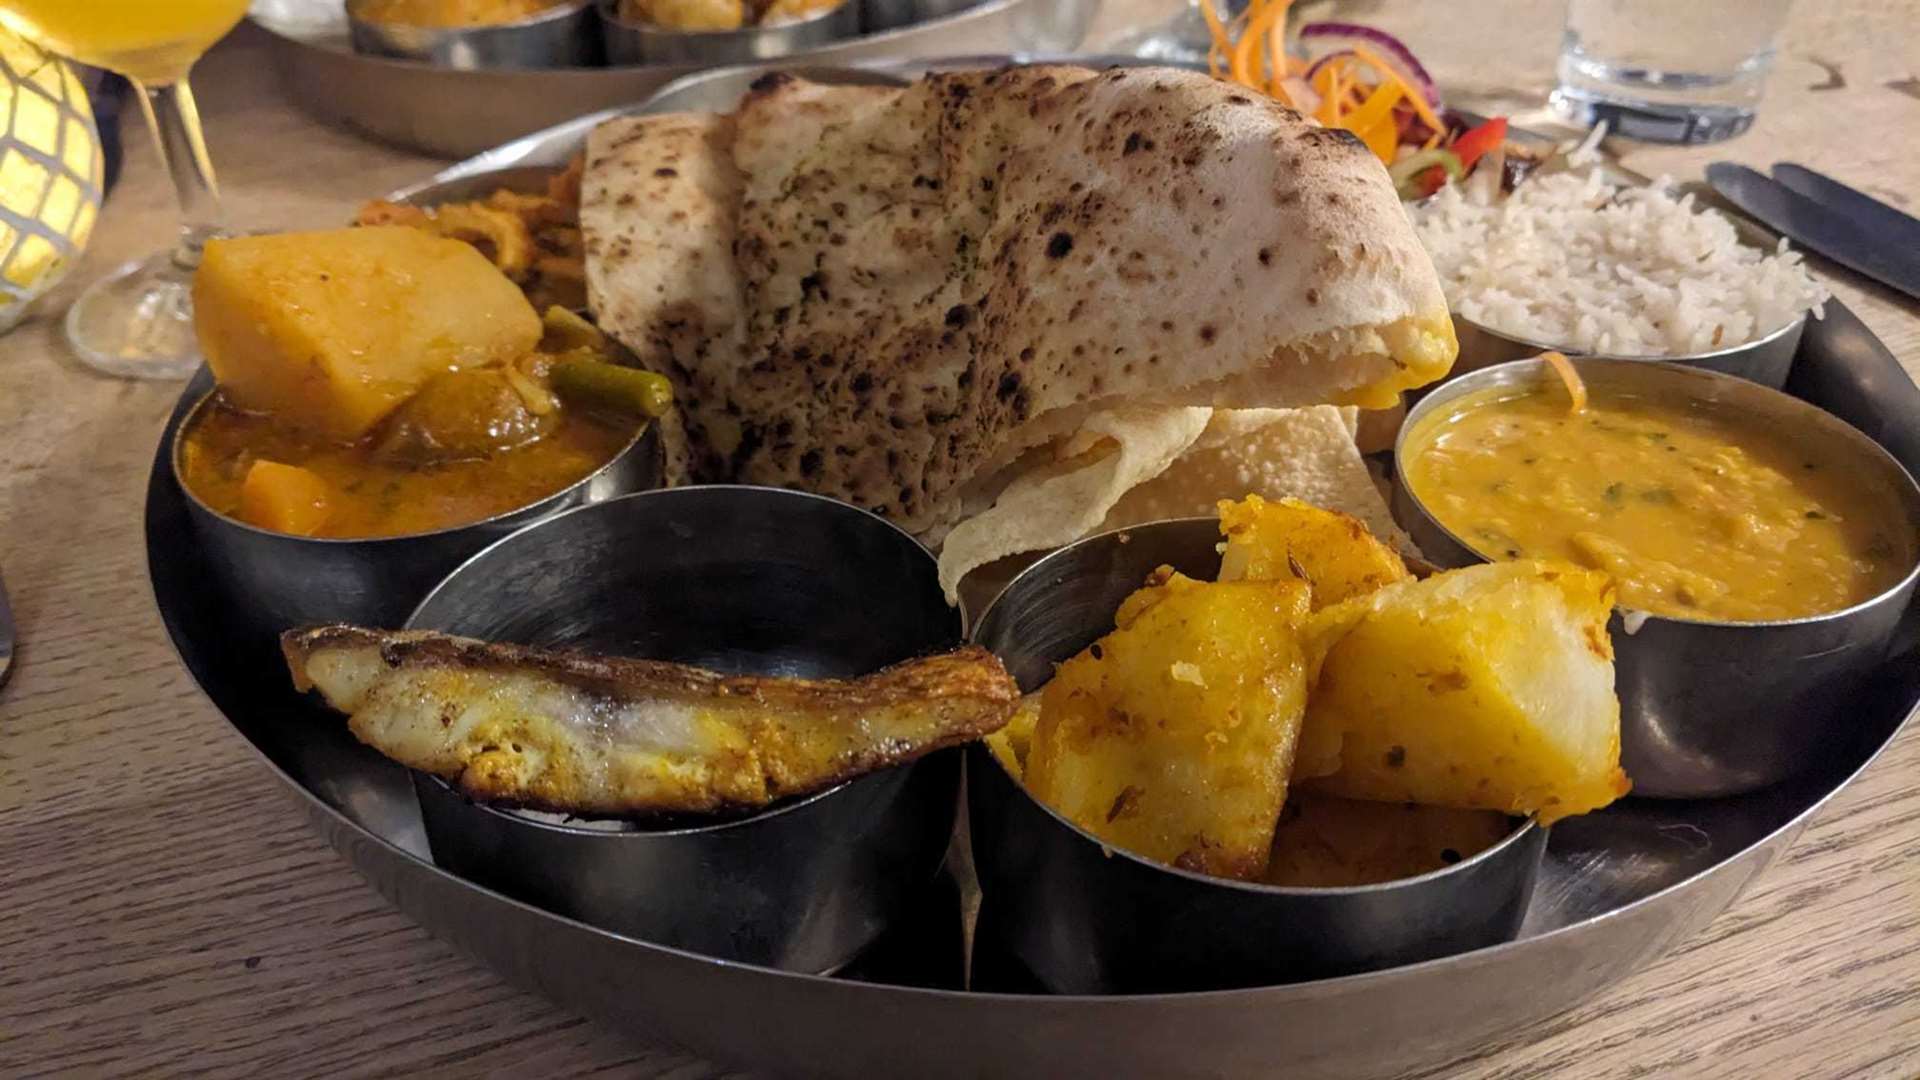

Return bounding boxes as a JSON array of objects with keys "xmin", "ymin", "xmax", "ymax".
[
  {"xmin": 145, "ymin": 59, "xmax": 1920, "ymax": 1077},
  {"xmin": 251, "ymin": 0, "xmax": 1098, "ymax": 157}
]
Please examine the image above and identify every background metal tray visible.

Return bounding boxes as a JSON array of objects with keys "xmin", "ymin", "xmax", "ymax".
[
  {"xmin": 251, "ymin": 0, "xmax": 1097, "ymax": 157},
  {"xmin": 145, "ymin": 61, "xmax": 1920, "ymax": 1077}
]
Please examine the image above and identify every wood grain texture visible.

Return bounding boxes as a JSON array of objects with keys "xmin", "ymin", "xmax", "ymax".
[{"xmin": 2, "ymin": 3, "xmax": 1918, "ymax": 1076}]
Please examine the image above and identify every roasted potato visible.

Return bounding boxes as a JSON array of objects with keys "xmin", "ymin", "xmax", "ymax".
[
  {"xmin": 1263, "ymin": 794, "xmax": 1515, "ymax": 887},
  {"xmin": 1300, "ymin": 561, "xmax": 1630, "ymax": 824},
  {"xmin": 1024, "ymin": 575, "xmax": 1313, "ymax": 880},
  {"xmin": 1217, "ymin": 494, "xmax": 1411, "ymax": 609},
  {"xmin": 983, "ymin": 692, "xmax": 1040, "ymax": 781}
]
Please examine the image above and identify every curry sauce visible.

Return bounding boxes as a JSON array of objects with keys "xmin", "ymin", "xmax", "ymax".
[
  {"xmin": 179, "ymin": 393, "xmax": 633, "ymax": 539},
  {"xmin": 1404, "ymin": 385, "xmax": 1913, "ymax": 622}
]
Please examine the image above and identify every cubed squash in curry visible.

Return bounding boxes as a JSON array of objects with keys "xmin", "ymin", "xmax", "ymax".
[{"xmin": 193, "ymin": 227, "xmax": 542, "ymax": 441}]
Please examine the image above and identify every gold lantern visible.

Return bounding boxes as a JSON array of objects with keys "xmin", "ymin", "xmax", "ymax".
[{"xmin": 0, "ymin": 28, "xmax": 102, "ymax": 332}]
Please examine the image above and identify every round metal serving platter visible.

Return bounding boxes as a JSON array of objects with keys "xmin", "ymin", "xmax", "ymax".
[
  {"xmin": 145, "ymin": 59, "xmax": 1920, "ymax": 1077},
  {"xmin": 250, "ymin": 0, "xmax": 1099, "ymax": 157}
]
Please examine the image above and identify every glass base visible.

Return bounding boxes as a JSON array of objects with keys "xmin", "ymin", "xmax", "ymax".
[
  {"xmin": 64, "ymin": 250, "xmax": 203, "ymax": 380},
  {"xmin": 1108, "ymin": 6, "xmax": 1215, "ymax": 66},
  {"xmin": 1550, "ymin": 86, "xmax": 1756, "ymax": 145}
]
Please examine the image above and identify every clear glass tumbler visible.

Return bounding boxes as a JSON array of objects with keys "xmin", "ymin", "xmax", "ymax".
[
  {"xmin": 1551, "ymin": 0, "xmax": 1795, "ymax": 144},
  {"xmin": 1112, "ymin": 0, "xmax": 1251, "ymax": 67}
]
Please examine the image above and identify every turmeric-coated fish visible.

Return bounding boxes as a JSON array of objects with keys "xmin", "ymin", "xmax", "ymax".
[{"xmin": 283, "ymin": 625, "xmax": 1018, "ymax": 817}]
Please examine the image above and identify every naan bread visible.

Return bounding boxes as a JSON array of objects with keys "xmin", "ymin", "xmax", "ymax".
[
  {"xmin": 581, "ymin": 112, "xmax": 746, "ymax": 483},
  {"xmin": 1102, "ymin": 405, "xmax": 1412, "ymax": 551},
  {"xmin": 584, "ymin": 66, "xmax": 1456, "ymax": 537},
  {"xmin": 937, "ymin": 405, "xmax": 1212, "ymax": 601},
  {"xmin": 939, "ymin": 405, "xmax": 1411, "ymax": 605}
]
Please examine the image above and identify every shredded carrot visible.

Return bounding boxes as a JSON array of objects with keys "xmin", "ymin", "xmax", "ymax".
[
  {"xmin": 1310, "ymin": 58, "xmax": 1336, "ymax": 98},
  {"xmin": 1540, "ymin": 351, "xmax": 1588, "ymax": 414},
  {"xmin": 1349, "ymin": 43, "xmax": 1444, "ymax": 135},
  {"xmin": 1232, "ymin": 0, "xmax": 1292, "ymax": 104},
  {"xmin": 1315, "ymin": 62, "xmax": 1348, "ymax": 125},
  {"xmin": 1199, "ymin": 0, "xmax": 1443, "ymax": 166},
  {"xmin": 1421, "ymin": 130, "xmax": 1442, "ymax": 151},
  {"xmin": 1267, "ymin": 14, "xmax": 1289, "ymax": 100},
  {"xmin": 1356, "ymin": 115, "xmax": 1398, "ymax": 162},
  {"xmin": 1344, "ymin": 78, "xmax": 1405, "ymax": 137},
  {"xmin": 1198, "ymin": 0, "xmax": 1229, "ymax": 78}
]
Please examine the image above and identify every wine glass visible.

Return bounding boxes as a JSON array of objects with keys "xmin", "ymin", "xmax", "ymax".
[{"xmin": 0, "ymin": 0, "xmax": 249, "ymax": 379}]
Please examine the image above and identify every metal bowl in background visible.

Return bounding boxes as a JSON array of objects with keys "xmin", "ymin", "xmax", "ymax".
[
  {"xmin": 1395, "ymin": 357, "xmax": 1920, "ymax": 798},
  {"xmin": 169, "ymin": 381, "xmax": 660, "ymax": 644},
  {"xmin": 1450, "ymin": 308, "xmax": 1808, "ymax": 391},
  {"xmin": 256, "ymin": 22, "xmax": 1101, "ymax": 159},
  {"xmin": 967, "ymin": 518, "xmax": 1547, "ymax": 994},
  {"xmin": 860, "ymin": 0, "xmax": 977, "ymax": 33},
  {"xmin": 393, "ymin": 161, "xmax": 564, "ymax": 205},
  {"xmin": 402, "ymin": 485, "xmax": 967, "ymax": 970},
  {"xmin": 598, "ymin": 0, "xmax": 861, "ymax": 66},
  {"xmin": 1422, "ymin": 126, "xmax": 1812, "ymax": 391},
  {"xmin": 347, "ymin": 0, "xmax": 602, "ymax": 69},
  {"xmin": 621, "ymin": 58, "xmax": 910, "ymax": 114}
]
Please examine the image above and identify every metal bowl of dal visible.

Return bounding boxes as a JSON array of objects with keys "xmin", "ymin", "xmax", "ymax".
[{"xmin": 1394, "ymin": 357, "xmax": 1920, "ymax": 798}]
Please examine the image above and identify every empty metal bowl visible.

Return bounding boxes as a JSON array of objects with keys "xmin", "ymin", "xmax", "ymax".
[
  {"xmin": 403, "ymin": 485, "xmax": 966, "ymax": 971},
  {"xmin": 967, "ymin": 519, "xmax": 1546, "ymax": 994},
  {"xmin": 597, "ymin": 0, "xmax": 861, "ymax": 65},
  {"xmin": 1450, "ymin": 309, "xmax": 1807, "ymax": 391},
  {"xmin": 171, "ymin": 385, "xmax": 660, "ymax": 643},
  {"xmin": 347, "ymin": 0, "xmax": 601, "ymax": 69},
  {"xmin": 1396, "ymin": 356, "xmax": 1920, "ymax": 797}
]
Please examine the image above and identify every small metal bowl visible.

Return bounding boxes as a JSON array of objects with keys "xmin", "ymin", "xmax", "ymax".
[
  {"xmin": 1426, "ymin": 151, "xmax": 1812, "ymax": 391},
  {"xmin": 1396, "ymin": 357, "xmax": 1920, "ymax": 798},
  {"xmin": 403, "ymin": 485, "xmax": 966, "ymax": 971},
  {"xmin": 968, "ymin": 519, "xmax": 1546, "ymax": 994},
  {"xmin": 1451, "ymin": 309, "xmax": 1808, "ymax": 390},
  {"xmin": 348, "ymin": 0, "xmax": 601, "ymax": 69},
  {"xmin": 597, "ymin": 0, "xmax": 861, "ymax": 66},
  {"xmin": 859, "ymin": 0, "xmax": 975, "ymax": 32},
  {"xmin": 171, "ymin": 387, "xmax": 660, "ymax": 643}
]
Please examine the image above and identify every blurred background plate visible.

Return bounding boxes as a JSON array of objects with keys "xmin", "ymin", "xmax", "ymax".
[{"xmin": 248, "ymin": 0, "xmax": 1098, "ymax": 157}]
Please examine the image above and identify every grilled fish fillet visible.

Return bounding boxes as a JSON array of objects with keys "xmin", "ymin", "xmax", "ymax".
[{"xmin": 283, "ymin": 626, "xmax": 1018, "ymax": 817}]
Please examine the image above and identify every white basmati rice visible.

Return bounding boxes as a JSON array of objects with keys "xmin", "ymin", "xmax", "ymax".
[{"xmin": 1411, "ymin": 160, "xmax": 1828, "ymax": 357}]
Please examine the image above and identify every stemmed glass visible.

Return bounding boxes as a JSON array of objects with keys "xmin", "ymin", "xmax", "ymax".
[{"xmin": 0, "ymin": 0, "xmax": 249, "ymax": 379}]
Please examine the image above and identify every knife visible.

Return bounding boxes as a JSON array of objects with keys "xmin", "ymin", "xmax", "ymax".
[
  {"xmin": 1772, "ymin": 163, "xmax": 1920, "ymax": 254},
  {"xmin": 1706, "ymin": 163, "xmax": 1920, "ymax": 303},
  {"xmin": 0, "ymin": 567, "xmax": 14, "ymax": 692}
]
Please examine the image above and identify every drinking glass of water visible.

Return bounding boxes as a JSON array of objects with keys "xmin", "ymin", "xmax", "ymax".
[{"xmin": 1551, "ymin": 0, "xmax": 1794, "ymax": 144}]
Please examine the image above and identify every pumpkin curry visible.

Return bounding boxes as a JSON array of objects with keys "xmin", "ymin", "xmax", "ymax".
[
  {"xmin": 180, "ymin": 228, "xmax": 667, "ymax": 539},
  {"xmin": 1403, "ymin": 383, "xmax": 1913, "ymax": 622}
]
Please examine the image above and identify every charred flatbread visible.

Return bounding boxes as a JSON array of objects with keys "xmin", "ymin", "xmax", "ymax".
[{"xmin": 583, "ymin": 65, "xmax": 1456, "ymax": 538}]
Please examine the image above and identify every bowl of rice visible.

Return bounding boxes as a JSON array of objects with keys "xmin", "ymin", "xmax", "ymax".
[{"xmin": 1410, "ymin": 145, "xmax": 1829, "ymax": 389}]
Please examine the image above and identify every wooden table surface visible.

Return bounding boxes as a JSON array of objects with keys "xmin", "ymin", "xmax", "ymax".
[{"xmin": 3, "ymin": 3, "xmax": 1918, "ymax": 1076}]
